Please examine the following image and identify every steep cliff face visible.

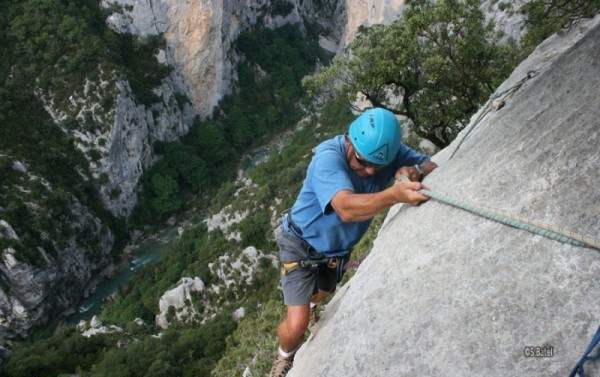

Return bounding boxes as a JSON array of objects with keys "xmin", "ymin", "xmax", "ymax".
[
  {"xmin": 94, "ymin": 78, "xmax": 194, "ymax": 217},
  {"xmin": 39, "ymin": 65, "xmax": 195, "ymax": 218},
  {"xmin": 0, "ymin": 35, "xmax": 194, "ymax": 344},
  {"xmin": 103, "ymin": 0, "xmax": 310, "ymax": 116},
  {"xmin": 341, "ymin": 0, "xmax": 406, "ymax": 50},
  {"xmin": 102, "ymin": 0, "xmax": 415, "ymax": 116},
  {"xmin": 0, "ymin": 163, "xmax": 115, "ymax": 345},
  {"xmin": 289, "ymin": 15, "xmax": 600, "ymax": 377}
]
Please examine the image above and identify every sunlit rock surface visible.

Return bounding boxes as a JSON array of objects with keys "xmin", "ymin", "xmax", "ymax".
[{"xmin": 289, "ymin": 15, "xmax": 600, "ymax": 377}]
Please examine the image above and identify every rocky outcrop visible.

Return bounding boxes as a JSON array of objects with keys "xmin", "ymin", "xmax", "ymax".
[
  {"xmin": 77, "ymin": 315, "xmax": 123, "ymax": 338},
  {"xmin": 156, "ymin": 277, "xmax": 205, "ymax": 329},
  {"xmin": 0, "ymin": 164, "xmax": 115, "ymax": 344},
  {"xmin": 289, "ymin": 15, "xmax": 600, "ymax": 377},
  {"xmin": 155, "ymin": 246, "xmax": 278, "ymax": 329}
]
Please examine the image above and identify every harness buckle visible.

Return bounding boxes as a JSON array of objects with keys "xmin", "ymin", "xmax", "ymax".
[
  {"xmin": 281, "ymin": 257, "xmax": 337, "ymax": 276},
  {"xmin": 326, "ymin": 257, "xmax": 339, "ymax": 269}
]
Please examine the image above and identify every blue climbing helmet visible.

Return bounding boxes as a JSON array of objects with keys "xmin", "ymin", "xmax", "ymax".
[{"xmin": 348, "ymin": 108, "xmax": 402, "ymax": 166}]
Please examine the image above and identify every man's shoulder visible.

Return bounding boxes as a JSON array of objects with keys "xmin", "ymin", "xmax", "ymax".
[{"xmin": 315, "ymin": 135, "xmax": 345, "ymax": 156}]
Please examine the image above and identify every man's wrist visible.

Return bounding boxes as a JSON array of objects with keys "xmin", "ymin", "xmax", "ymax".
[{"xmin": 414, "ymin": 164, "xmax": 424, "ymax": 182}]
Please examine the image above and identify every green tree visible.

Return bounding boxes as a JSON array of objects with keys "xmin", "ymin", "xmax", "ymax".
[
  {"xmin": 303, "ymin": 0, "xmax": 520, "ymax": 149},
  {"xmin": 163, "ymin": 143, "xmax": 209, "ymax": 193},
  {"xmin": 520, "ymin": 0, "xmax": 600, "ymax": 51},
  {"xmin": 150, "ymin": 173, "xmax": 181, "ymax": 216},
  {"xmin": 185, "ymin": 120, "xmax": 232, "ymax": 168}
]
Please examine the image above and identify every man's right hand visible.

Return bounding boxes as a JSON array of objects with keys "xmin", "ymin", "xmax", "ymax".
[{"xmin": 391, "ymin": 179, "xmax": 430, "ymax": 206}]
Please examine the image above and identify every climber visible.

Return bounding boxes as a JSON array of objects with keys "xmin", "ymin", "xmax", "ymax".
[{"xmin": 269, "ymin": 107, "xmax": 438, "ymax": 376}]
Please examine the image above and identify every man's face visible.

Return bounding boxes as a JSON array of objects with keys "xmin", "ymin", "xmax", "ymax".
[{"xmin": 348, "ymin": 145, "xmax": 383, "ymax": 178}]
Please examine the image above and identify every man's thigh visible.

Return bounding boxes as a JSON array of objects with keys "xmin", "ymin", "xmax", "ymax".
[{"xmin": 277, "ymin": 228, "xmax": 318, "ymax": 306}]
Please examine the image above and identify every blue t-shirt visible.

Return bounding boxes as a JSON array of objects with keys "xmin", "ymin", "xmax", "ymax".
[{"xmin": 290, "ymin": 135, "xmax": 430, "ymax": 257}]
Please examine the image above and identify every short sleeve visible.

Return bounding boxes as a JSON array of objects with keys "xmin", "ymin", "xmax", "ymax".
[{"xmin": 310, "ymin": 150, "xmax": 354, "ymax": 215}]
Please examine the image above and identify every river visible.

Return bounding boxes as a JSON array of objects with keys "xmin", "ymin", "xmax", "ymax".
[
  {"xmin": 67, "ymin": 229, "xmax": 179, "ymax": 324},
  {"xmin": 69, "ymin": 143, "xmax": 278, "ymax": 325}
]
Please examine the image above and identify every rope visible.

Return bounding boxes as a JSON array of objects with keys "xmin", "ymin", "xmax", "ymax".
[
  {"xmin": 398, "ymin": 175, "xmax": 600, "ymax": 251},
  {"xmin": 449, "ymin": 70, "xmax": 538, "ymax": 160}
]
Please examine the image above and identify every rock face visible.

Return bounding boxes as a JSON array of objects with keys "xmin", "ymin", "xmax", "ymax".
[
  {"xmin": 0, "ymin": 164, "xmax": 115, "ymax": 345},
  {"xmin": 341, "ymin": 0, "xmax": 406, "ymax": 49},
  {"xmin": 156, "ymin": 277, "xmax": 205, "ymax": 329},
  {"xmin": 104, "ymin": 0, "xmax": 310, "ymax": 116},
  {"xmin": 102, "ymin": 0, "xmax": 413, "ymax": 116},
  {"xmin": 289, "ymin": 15, "xmax": 600, "ymax": 377}
]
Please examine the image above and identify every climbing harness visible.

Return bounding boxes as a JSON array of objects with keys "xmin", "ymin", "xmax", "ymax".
[
  {"xmin": 450, "ymin": 70, "xmax": 538, "ymax": 160},
  {"xmin": 281, "ymin": 257, "xmax": 339, "ymax": 276},
  {"xmin": 281, "ymin": 211, "xmax": 351, "ymax": 282},
  {"xmin": 281, "ymin": 254, "xmax": 351, "ymax": 283},
  {"xmin": 396, "ymin": 175, "xmax": 599, "ymax": 250},
  {"xmin": 569, "ymin": 326, "xmax": 600, "ymax": 377}
]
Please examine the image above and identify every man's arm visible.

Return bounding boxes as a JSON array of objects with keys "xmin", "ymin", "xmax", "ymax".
[{"xmin": 330, "ymin": 180, "xmax": 429, "ymax": 222}]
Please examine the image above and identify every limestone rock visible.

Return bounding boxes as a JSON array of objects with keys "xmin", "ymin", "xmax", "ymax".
[
  {"xmin": 0, "ymin": 221, "xmax": 18, "ymax": 241},
  {"xmin": 289, "ymin": 15, "xmax": 600, "ymax": 377},
  {"xmin": 80, "ymin": 315, "xmax": 123, "ymax": 338},
  {"xmin": 156, "ymin": 277, "xmax": 205, "ymax": 329},
  {"xmin": 0, "ymin": 181, "xmax": 115, "ymax": 344}
]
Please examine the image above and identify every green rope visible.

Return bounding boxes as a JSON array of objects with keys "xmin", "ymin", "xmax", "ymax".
[
  {"xmin": 449, "ymin": 70, "xmax": 538, "ymax": 160},
  {"xmin": 398, "ymin": 175, "xmax": 600, "ymax": 251}
]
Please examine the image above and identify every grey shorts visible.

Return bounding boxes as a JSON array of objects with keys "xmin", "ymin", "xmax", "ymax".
[{"xmin": 276, "ymin": 226, "xmax": 337, "ymax": 306}]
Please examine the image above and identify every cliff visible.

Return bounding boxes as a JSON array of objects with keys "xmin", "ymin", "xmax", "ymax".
[{"xmin": 288, "ymin": 15, "xmax": 600, "ymax": 377}]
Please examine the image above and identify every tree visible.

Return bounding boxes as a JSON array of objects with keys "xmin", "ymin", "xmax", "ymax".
[
  {"xmin": 163, "ymin": 143, "xmax": 209, "ymax": 193},
  {"xmin": 303, "ymin": 0, "xmax": 521, "ymax": 149},
  {"xmin": 520, "ymin": 0, "xmax": 600, "ymax": 50},
  {"xmin": 150, "ymin": 173, "xmax": 181, "ymax": 216}
]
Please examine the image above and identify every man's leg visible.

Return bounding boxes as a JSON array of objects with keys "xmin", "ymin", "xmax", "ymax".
[
  {"xmin": 277, "ymin": 287, "xmax": 334, "ymax": 351},
  {"xmin": 277, "ymin": 305, "xmax": 310, "ymax": 352},
  {"xmin": 270, "ymin": 305, "xmax": 309, "ymax": 377},
  {"xmin": 307, "ymin": 264, "xmax": 338, "ymax": 333},
  {"xmin": 271, "ymin": 228, "xmax": 336, "ymax": 375},
  {"xmin": 311, "ymin": 288, "xmax": 333, "ymax": 304},
  {"xmin": 307, "ymin": 288, "xmax": 333, "ymax": 334}
]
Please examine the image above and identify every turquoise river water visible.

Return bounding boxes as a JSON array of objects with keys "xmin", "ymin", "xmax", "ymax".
[{"xmin": 67, "ymin": 230, "xmax": 179, "ymax": 324}]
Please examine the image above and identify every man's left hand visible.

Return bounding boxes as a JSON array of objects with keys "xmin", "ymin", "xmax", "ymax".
[
  {"xmin": 396, "ymin": 166, "xmax": 421, "ymax": 182},
  {"xmin": 396, "ymin": 161, "xmax": 438, "ymax": 182}
]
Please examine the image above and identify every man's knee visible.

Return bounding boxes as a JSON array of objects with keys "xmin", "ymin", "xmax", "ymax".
[
  {"xmin": 311, "ymin": 288, "xmax": 334, "ymax": 303},
  {"xmin": 286, "ymin": 306, "xmax": 310, "ymax": 335}
]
